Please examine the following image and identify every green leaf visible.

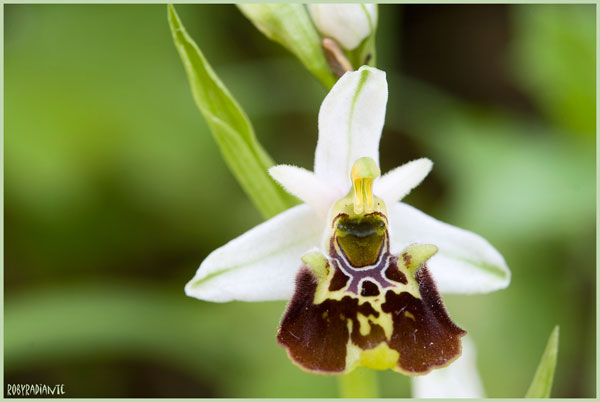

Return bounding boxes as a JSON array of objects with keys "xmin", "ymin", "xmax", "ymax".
[
  {"xmin": 168, "ymin": 5, "xmax": 297, "ymax": 219},
  {"xmin": 525, "ymin": 326, "xmax": 560, "ymax": 398},
  {"xmin": 237, "ymin": 4, "xmax": 336, "ymax": 89}
]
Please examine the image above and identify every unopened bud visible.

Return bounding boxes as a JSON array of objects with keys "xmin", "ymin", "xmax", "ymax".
[{"xmin": 308, "ymin": 4, "xmax": 377, "ymax": 50}]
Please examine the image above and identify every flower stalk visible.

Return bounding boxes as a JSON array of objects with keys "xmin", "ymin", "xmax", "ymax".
[{"xmin": 338, "ymin": 367, "xmax": 379, "ymax": 398}]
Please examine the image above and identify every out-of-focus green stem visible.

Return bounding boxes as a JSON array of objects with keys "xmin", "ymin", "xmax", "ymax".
[{"xmin": 338, "ymin": 367, "xmax": 379, "ymax": 398}]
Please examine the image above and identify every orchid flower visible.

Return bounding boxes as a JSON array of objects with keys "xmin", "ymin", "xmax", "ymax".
[{"xmin": 185, "ymin": 66, "xmax": 510, "ymax": 390}]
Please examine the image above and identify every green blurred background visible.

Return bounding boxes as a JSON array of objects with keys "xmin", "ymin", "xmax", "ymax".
[{"xmin": 4, "ymin": 4, "xmax": 595, "ymax": 397}]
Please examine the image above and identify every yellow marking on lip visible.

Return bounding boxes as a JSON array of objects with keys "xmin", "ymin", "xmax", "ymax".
[
  {"xmin": 359, "ymin": 343, "xmax": 400, "ymax": 370},
  {"xmin": 309, "ymin": 253, "xmax": 349, "ymax": 304},
  {"xmin": 404, "ymin": 311, "xmax": 416, "ymax": 321},
  {"xmin": 345, "ymin": 339, "xmax": 400, "ymax": 372},
  {"xmin": 363, "ymin": 302, "xmax": 393, "ymax": 340},
  {"xmin": 356, "ymin": 313, "xmax": 371, "ymax": 336}
]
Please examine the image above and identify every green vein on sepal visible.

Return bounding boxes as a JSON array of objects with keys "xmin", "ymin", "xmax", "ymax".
[
  {"xmin": 168, "ymin": 5, "xmax": 297, "ymax": 219},
  {"xmin": 455, "ymin": 257, "xmax": 510, "ymax": 283},
  {"xmin": 525, "ymin": 326, "xmax": 560, "ymax": 398}
]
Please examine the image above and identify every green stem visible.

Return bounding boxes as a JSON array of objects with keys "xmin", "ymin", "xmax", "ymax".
[{"xmin": 337, "ymin": 367, "xmax": 379, "ymax": 398}]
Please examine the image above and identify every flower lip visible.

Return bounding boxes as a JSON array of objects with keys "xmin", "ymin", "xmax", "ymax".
[{"xmin": 278, "ymin": 228, "xmax": 466, "ymax": 375}]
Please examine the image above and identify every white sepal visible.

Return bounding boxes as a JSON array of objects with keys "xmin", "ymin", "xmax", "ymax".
[
  {"xmin": 185, "ymin": 205, "xmax": 322, "ymax": 302},
  {"xmin": 314, "ymin": 66, "xmax": 387, "ymax": 193},
  {"xmin": 389, "ymin": 202, "xmax": 511, "ymax": 294}
]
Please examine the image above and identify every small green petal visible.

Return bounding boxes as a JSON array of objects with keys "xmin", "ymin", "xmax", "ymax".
[
  {"xmin": 301, "ymin": 251, "xmax": 329, "ymax": 281},
  {"xmin": 401, "ymin": 244, "xmax": 439, "ymax": 276}
]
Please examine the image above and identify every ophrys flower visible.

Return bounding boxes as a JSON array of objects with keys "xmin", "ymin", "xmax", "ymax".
[
  {"xmin": 185, "ymin": 66, "xmax": 510, "ymax": 376},
  {"xmin": 277, "ymin": 155, "xmax": 466, "ymax": 374}
]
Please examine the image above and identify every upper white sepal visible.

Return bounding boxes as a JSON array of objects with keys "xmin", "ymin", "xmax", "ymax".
[{"xmin": 314, "ymin": 66, "xmax": 387, "ymax": 193}]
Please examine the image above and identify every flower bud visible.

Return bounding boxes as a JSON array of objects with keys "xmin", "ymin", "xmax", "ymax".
[{"xmin": 308, "ymin": 4, "xmax": 377, "ymax": 50}]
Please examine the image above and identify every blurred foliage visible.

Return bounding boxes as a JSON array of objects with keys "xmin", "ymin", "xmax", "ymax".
[
  {"xmin": 4, "ymin": 4, "xmax": 595, "ymax": 397},
  {"xmin": 511, "ymin": 5, "xmax": 595, "ymax": 137}
]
